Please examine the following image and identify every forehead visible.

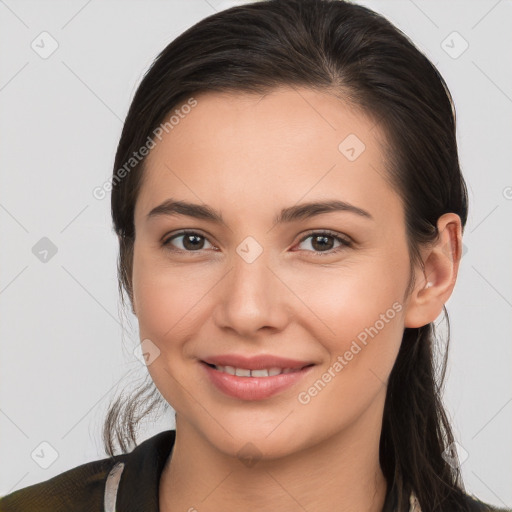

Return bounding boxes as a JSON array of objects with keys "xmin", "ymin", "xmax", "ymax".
[{"xmin": 136, "ymin": 86, "xmax": 402, "ymax": 226}]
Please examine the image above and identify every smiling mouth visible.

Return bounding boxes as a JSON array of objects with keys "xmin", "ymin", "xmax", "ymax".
[
  {"xmin": 200, "ymin": 360, "xmax": 316, "ymax": 401},
  {"xmin": 202, "ymin": 362, "xmax": 314, "ymax": 377}
]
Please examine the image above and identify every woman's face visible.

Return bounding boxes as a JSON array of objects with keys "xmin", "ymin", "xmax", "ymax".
[{"xmin": 132, "ymin": 86, "xmax": 421, "ymax": 459}]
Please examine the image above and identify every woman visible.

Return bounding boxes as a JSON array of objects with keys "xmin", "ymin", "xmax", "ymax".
[{"xmin": 1, "ymin": 0, "xmax": 508, "ymax": 511}]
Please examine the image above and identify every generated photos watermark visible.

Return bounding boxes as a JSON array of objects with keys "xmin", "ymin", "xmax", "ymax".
[
  {"xmin": 297, "ymin": 300, "xmax": 403, "ymax": 405},
  {"xmin": 92, "ymin": 97, "xmax": 198, "ymax": 200}
]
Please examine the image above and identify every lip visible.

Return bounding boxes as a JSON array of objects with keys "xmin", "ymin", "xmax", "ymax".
[
  {"xmin": 201, "ymin": 354, "xmax": 312, "ymax": 370},
  {"xmin": 200, "ymin": 357, "xmax": 315, "ymax": 401}
]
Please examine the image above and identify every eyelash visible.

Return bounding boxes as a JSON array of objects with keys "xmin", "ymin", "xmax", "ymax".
[{"xmin": 162, "ymin": 229, "xmax": 353, "ymax": 256}]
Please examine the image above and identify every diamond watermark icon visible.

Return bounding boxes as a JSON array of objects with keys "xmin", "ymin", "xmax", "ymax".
[
  {"xmin": 134, "ymin": 338, "xmax": 161, "ymax": 366},
  {"xmin": 31, "ymin": 31, "xmax": 59, "ymax": 59},
  {"xmin": 31, "ymin": 441, "xmax": 59, "ymax": 469},
  {"xmin": 441, "ymin": 31, "xmax": 469, "ymax": 59},
  {"xmin": 32, "ymin": 237, "xmax": 58, "ymax": 263},
  {"xmin": 237, "ymin": 442, "xmax": 263, "ymax": 468},
  {"xmin": 441, "ymin": 441, "xmax": 469, "ymax": 468},
  {"xmin": 236, "ymin": 236, "xmax": 263, "ymax": 264},
  {"xmin": 338, "ymin": 134, "xmax": 366, "ymax": 161}
]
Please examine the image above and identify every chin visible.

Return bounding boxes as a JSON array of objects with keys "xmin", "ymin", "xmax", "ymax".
[{"xmin": 191, "ymin": 413, "xmax": 316, "ymax": 462}]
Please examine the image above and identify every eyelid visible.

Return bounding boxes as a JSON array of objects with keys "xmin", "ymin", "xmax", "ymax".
[
  {"xmin": 162, "ymin": 229, "xmax": 217, "ymax": 250},
  {"xmin": 162, "ymin": 228, "xmax": 353, "ymax": 254},
  {"xmin": 298, "ymin": 229, "xmax": 353, "ymax": 245},
  {"xmin": 294, "ymin": 229, "xmax": 353, "ymax": 255}
]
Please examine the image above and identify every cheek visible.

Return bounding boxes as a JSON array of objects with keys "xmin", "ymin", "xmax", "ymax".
[
  {"xmin": 131, "ymin": 247, "xmax": 207, "ymax": 412},
  {"xmin": 288, "ymin": 256, "xmax": 407, "ymax": 391},
  {"xmin": 132, "ymin": 265, "xmax": 177, "ymax": 341},
  {"xmin": 131, "ymin": 247, "xmax": 225, "ymax": 367},
  {"xmin": 294, "ymin": 271, "xmax": 405, "ymax": 425},
  {"xmin": 285, "ymin": 257, "xmax": 405, "ymax": 340}
]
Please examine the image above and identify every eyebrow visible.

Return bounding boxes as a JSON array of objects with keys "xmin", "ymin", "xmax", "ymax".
[{"xmin": 146, "ymin": 198, "xmax": 373, "ymax": 225}]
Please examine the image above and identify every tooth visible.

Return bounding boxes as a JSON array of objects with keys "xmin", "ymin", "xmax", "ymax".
[
  {"xmin": 213, "ymin": 365, "xmax": 297, "ymax": 377},
  {"xmin": 251, "ymin": 369, "xmax": 269, "ymax": 377}
]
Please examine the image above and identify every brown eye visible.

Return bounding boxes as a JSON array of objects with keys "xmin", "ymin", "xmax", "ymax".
[
  {"xmin": 296, "ymin": 231, "xmax": 352, "ymax": 255},
  {"xmin": 163, "ymin": 231, "xmax": 214, "ymax": 252}
]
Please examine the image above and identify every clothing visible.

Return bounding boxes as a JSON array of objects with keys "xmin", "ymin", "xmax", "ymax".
[{"xmin": 0, "ymin": 429, "xmax": 507, "ymax": 512}]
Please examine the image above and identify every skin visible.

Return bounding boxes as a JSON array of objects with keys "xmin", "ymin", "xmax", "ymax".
[{"xmin": 130, "ymin": 86, "xmax": 462, "ymax": 512}]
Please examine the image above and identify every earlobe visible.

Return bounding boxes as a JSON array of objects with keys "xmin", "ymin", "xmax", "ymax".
[{"xmin": 404, "ymin": 213, "xmax": 463, "ymax": 328}]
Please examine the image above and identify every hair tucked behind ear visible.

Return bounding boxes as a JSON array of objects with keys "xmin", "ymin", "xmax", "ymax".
[
  {"xmin": 104, "ymin": 1, "xmax": 477, "ymax": 510},
  {"xmin": 381, "ymin": 318, "xmax": 470, "ymax": 511}
]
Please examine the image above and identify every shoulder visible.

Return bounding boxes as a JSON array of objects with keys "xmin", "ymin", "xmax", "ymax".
[
  {"xmin": 460, "ymin": 492, "xmax": 511, "ymax": 512},
  {"xmin": 0, "ymin": 454, "xmax": 125, "ymax": 512},
  {"xmin": 409, "ymin": 489, "xmax": 510, "ymax": 512},
  {"xmin": 0, "ymin": 430, "xmax": 175, "ymax": 512}
]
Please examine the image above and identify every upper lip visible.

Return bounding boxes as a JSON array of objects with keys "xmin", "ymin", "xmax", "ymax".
[{"xmin": 201, "ymin": 354, "xmax": 314, "ymax": 370}]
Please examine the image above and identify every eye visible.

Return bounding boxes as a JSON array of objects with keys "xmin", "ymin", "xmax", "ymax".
[
  {"xmin": 162, "ymin": 229, "xmax": 352, "ymax": 255},
  {"xmin": 295, "ymin": 230, "xmax": 352, "ymax": 255},
  {"xmin": 162, "ymin": 231, "xmax": 215, "ymax": 252}
]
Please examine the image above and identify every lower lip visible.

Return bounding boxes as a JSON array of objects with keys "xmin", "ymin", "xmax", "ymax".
[{"xmin": 200, "ymin": 362, "xmax": 314, "ymax": 401}]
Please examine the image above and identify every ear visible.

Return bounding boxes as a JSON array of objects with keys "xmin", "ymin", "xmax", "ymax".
[{"xmin": 404, "ymin": 212, "xmax": 463, "ymax": 328}]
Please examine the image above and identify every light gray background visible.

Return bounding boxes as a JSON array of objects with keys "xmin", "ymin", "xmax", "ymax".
[{"xmin": 0, "ymin": 0, "xmax": 511, "ymax": 507}]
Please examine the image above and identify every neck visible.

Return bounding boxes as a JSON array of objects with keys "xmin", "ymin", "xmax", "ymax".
[{"xmin": 159, "ymin": 394, "xmax": 389, "ymax": 512}]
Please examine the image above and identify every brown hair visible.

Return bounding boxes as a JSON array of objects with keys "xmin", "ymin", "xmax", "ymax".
[{"xmin": 104, "ymin": 1, "xmax": 471, "ymax": 510}]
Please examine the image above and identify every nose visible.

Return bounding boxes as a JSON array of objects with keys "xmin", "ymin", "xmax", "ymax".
[{"xmin": 213, "ymin": 247, "xmax": 290, "ymax": 337}]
